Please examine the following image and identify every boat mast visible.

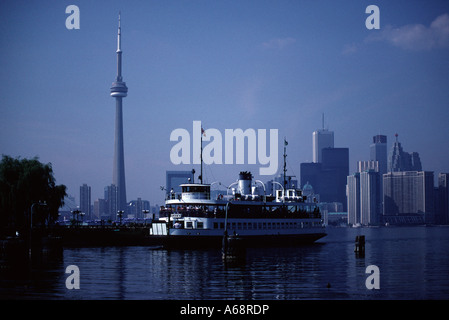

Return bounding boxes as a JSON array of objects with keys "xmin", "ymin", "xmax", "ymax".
[
  {"xmin": 200, "ymin": 126, "xmax": 204, "ymax": 184},
  {"xmin": 283, "ymin": 137, "xmax": 287, "ymax": 190}
]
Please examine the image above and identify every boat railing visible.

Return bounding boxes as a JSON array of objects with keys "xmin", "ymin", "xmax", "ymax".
[{"xmin": 159, "ymin": 207, "xmax": 322, "ymax": 220}]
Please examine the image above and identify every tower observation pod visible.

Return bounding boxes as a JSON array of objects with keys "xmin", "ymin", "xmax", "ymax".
[
  {"xmin": 110, "ymin": 12, "xmax": 128, "ymax": 212},
  {"xmin": 110, "ymin": 13, "xmax": 128, "ymax": 98}
]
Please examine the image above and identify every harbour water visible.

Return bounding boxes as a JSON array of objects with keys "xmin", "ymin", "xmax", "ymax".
[{"xmin": 1, "ymin": 226, "xmax": 449, "ymax": 300}]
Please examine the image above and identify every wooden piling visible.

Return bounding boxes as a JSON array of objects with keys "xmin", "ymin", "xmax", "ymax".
[{"xmin": 354, "ymin": 235, "xmax": 365, "ymax": 257}]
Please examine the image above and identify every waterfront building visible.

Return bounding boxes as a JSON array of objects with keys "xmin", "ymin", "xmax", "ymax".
[
  {"xmin": 438, "ymin": 173, "xmax": 449, "ymax": 224},
  {"xmin": 360, "ymin": 170, "xmax": 381, "ymax": 225},
  {"xmin": 383, "ymin": 171, "xmax": 434, "ymax": 224},
  {"xmin": 79, "ymin": 184, "xmax": 91, "ymax": 220},
  {"xmin": 347, "ymin": 173, "xmax": 360, "ymax": 225},
  {"xmin": 347, "ymin": 168, "xmax": 381, "ymax": 226}
]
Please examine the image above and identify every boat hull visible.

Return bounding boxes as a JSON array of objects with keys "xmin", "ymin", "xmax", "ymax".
[{"xmin": 150, "ymin": 232, "xmax": 327, "ymax": 249}]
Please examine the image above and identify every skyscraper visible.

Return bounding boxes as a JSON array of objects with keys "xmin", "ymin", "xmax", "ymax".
[
  {"xmin": 370, "ymin": 135, "xmax": 387, "ymax": 175},
  {"xmin": 104, "ymin": 184, "xmax": 118, "ymax": 220},
  {"xmin": 360, "ymin": 170, "xmax": 380, "ymax": 225},
  {"xmin": 322, "ymin": 147, "xmax": 349, "ymax": 211},
  {"xmin": 312, "ymin": 115, "xmax": 334, "ymax": 163},
  {"xmin": 347, "ymin": 172, "xmax": 360, "ymax": 225},
  {"xmin": 383, "ymin": 171, "xmax": 434, "ymax": 224},
  {"xmin": 438, "ymin": 173, "xmax": 449, "ymax": 224},
  {"xmin": 388, "ymin": 134, "xmax": 422, "ymax": 172},
  {"xmin": 79, "ymin": 184, "xmax": 91, "ymax": 219},
  {"xmin": 347, "ymin": 170, "xmax": 380, "ymax": 226},
  {"xmin": 110, "ymin": 13, "xmax": 128, "ymax": 212}
]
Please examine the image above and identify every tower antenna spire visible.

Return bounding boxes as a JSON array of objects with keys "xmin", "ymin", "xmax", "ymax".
[
  {"xmin": 117, "ymin": 12, "xmax": 121, "ymax": 53},
  {"xmin": 322, "ymin": 113, "xmax": 324, "ymax": 130}
]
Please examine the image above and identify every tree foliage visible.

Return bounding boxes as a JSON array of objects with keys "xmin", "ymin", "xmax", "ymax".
[{"xmin": 0, "ymin": 155, "xmax": 67, "ymax": 235}]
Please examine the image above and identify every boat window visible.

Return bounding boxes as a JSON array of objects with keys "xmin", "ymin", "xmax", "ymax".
[
  {"xmin": 197, "ymin": 221, "xmax": 204, "ymax": 229},
  {"xmin": 185, "ymin": 221, "xmax": 193, "ymax": 229},
  {"xmin": 182, "ymin": 185, "xmax": 210, "ymax": 193}
]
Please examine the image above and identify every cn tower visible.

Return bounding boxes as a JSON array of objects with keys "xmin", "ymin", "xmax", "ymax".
[{"xmin": 110, "ymin": 13, "xmax": 128, "ymax": 212}]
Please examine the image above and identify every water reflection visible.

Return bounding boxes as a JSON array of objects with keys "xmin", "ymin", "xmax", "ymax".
[{"xmin": 2, "ymin": 226, "xmax": 449, "ymax": 299}]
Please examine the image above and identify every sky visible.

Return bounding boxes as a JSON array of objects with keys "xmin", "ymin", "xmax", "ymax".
[{"xmin": 0, "ymin": 0, "xmax": 448, "ymax": 208}]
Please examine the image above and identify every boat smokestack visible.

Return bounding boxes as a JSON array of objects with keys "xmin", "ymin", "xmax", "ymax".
[{"xmin": 238, "ymin": 171, "xmax": 252, "ymax": 195}]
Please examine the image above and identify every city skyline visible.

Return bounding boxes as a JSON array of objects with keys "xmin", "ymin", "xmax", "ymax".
[{"xmin": 1, "ymin": 1, "xmax": 449, "ymax": 206}]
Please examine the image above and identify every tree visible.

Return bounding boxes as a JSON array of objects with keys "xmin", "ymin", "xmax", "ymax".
[{"xmin": 0, "ymin": 155, "xmax": 67, "ymax": 236}]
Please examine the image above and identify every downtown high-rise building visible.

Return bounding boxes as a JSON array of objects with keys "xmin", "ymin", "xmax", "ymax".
[
  {"xmin": 383, "ymin": 171, "xmax": 434, "ymax": 224},
  {"xmin": 438, "ymin": 173, "xmax": 449, "ymax": 224},
  {"xmin": 347, "ymin": 172, "xmax": 360, "ymax": 225},
  {"xmin": 347, "ymin": 169, "xmax": 381, "ymax": 226},
  {"xmin": 79, "ymin": 184, "xmax": 91, "ymax": 220},
  {"xmin": 104, "ymin": 184, "xmax": 118, "ymax": 221},
  {"xmin": 370, "ymin": 135, "xmax": 387, "ymax": 175},
  {"xmin": 301, "ymin": 118, "xmax": 348, "ymax": 211},
  {"xmin": 312, "ymin": 114, "xmax": 334, "ymax": 163},
  {"xmin": 312, "ymin": 129, "xmax": 334, "ymax": 163},
  {"xmin": 360, "ymin": 170, "xmax": 381, "ymax": 225},
  {"xmin": 388, "ymin": 134, "xmax": 422, "ymax": 172}
]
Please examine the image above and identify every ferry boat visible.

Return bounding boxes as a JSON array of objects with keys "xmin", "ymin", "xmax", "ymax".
[{"xmin": 150, "ymin": 171, "xmax": 326, "ymax": 248}]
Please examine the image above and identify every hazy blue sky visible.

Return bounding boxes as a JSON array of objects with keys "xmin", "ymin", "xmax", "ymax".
[{"xmin": 1, "ymin": 0, "xmax": 448, "ymax": 207}]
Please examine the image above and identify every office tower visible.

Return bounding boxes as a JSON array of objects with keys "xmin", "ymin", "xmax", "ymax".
[
  {"xmin": 322, "ymin": 147, "xmax": 349, "ymax": 211},
  {"xmin": 388, "ymin": 134, "xmax": 422, "ymax": 172},
  {"xmin": 312, "ymin": 115, "xmax": 334, "ymax": 163},
  {"xmin": 301, "ymin": 148, "xmax": 348, "ymax": 210},
  {"xmin": 79, "ymin": 184, "xmax": 91, "ymax": 219},
  {"xmin": 438, "ymin": 173, "xmax": 449, "ymax": 224},
  {"xmin": 110, "ymin": 13, "xmax": 128, "ymax": 212},
  {"xmin": 104, "ymin": 184, "xmax": 118, "ymax": 220},
  {"xmin": 347, "ymin": 173, "xmax": 360, "ymax": 225},
  {"xmin": 93, "ymin": 199, "xmax": 107, "ymax": 220},
  {"xmin": 166, "ymin": 170, "xmax": 194, "ymax": 196},
  {"xmin": 370, "ymin": 135, "xmax": 387, "ymax": 175},
  {"xmin": 360, "ymin": 170, "xmax": 380, "ymax": 225},
  {"xmin": 383, "ymin": 171, "xmax": 434, "ymax": 224},
  {"xmin": 300, "ymin": 162, "xmax": 322, "ymax": 196}
]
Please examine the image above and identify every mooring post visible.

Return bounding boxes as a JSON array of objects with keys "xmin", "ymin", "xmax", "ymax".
[{"xmin": 354, "ymin": 235, "xmax": 365, "ymax": 257}]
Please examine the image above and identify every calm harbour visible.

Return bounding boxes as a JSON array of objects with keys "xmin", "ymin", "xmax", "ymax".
[{"xmin": 1, "ymin": 225, "xmax": 449, "ymax": 300}]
